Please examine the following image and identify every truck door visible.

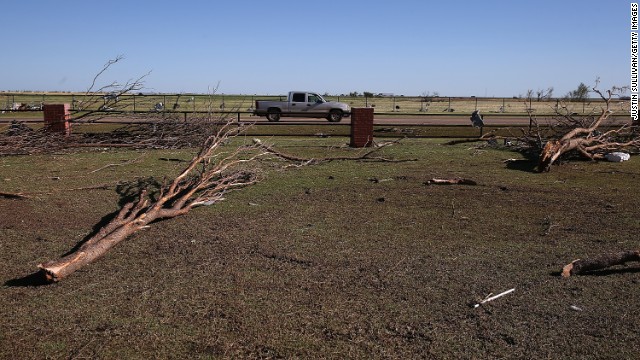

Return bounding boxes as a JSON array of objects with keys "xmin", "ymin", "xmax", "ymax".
[{"xmin": 304, "ymin": 93, "xmax": 325, "ymax": 116}]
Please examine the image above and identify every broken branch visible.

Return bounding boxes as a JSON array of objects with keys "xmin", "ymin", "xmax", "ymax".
[
  {"xmin": 561, "ymin": 250, "xmax": 640, "ymax": 277},
  {"xmin": 0, "ymin": 191, "xmax": 30, "ymax": 199},
  {"xmin": 473, "ymin": 288, "xmax": 515, "ymax": 308},
  {"xmin": 89, "ymin": 157, "xmax": 144, "ymax": 174},
  {"xmin": 425, "ymin": 178, "xmax": 477, "ymax": 185}
]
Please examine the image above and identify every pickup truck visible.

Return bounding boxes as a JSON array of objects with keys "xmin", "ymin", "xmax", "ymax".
[{"xmin": 254, "ymin": 91, "xmax": 351, "ymax": 122}]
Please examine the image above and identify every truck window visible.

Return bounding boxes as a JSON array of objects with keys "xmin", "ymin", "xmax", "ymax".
[
  {"xmin": 292, "ymin": 93, "xmax": 306, "ymax": 102},
  {"xmin": 308, "ymin": 94, "xmax": 321, "ymax": 103}
]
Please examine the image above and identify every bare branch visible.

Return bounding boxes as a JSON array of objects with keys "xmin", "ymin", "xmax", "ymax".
[{"xmin": 0, "ymin": 191, "xmax": 30, "ymax": 199}]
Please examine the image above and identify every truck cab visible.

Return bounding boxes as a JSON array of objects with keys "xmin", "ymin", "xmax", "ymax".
[{"xmin": 254, "ymin": 91, "xmax": 351, "ymax": 122}]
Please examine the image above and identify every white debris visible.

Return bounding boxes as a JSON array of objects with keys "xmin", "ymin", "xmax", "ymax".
[
  {"xmin": 473, "ymin": 288, "xmax": 515, "ymax": 308},
  {"xmin": 604, "ymin": 152, "xmax": 631, "ymax": 162}
]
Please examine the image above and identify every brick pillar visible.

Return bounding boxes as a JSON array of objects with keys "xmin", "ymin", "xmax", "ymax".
[
  {"xmin": 43, "ymin": 104, "xmax": 71, "ymax": 136},
  {"xmin": 350, "ymin": 107, "xmax": 374, "ymax": 147}
]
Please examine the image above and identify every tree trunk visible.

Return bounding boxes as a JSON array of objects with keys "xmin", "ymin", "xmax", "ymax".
[
  {"xmin": 38, "ymin": 222, "xmax": 143, "ymax": 282},
  {"xmin": 537, "ymin": 140, "xmax": 565, "ymax": 172},
  {"xmin": 561, "ymin": 250, "xmax": 640, "ymax": 277}
]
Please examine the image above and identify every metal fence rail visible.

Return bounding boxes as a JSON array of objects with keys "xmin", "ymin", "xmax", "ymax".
[{"xmin": 1, "ymin": 92, "xmax": 631, "ymax": 116}]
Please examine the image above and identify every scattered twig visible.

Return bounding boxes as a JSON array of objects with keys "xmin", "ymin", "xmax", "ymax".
[
  {"xmin": 0, "ymin": 191, "xmax": 30, "ymax": 199},
  {"xmin": 425, "ymin": 178, "xmax": 477, "ymax": 185},
  {"xmin": 255, "ymin": 138, "xmax": 409, "ymax": 165},
  {"xmin": 473, "ymin": 288, "xmax": 515, "ymax": 308},
  {"xmin": 89, "ymin": 156, "xmax": 144, "ymax": 174},
  {"xmin": 443, "ymin": 130, "xmax": 502, "ymax": 145},
  {"xmin": 159, "ymin": 157, "xmax": 188, "ymax": 162},
  {"xmin": 66, "ymin": 183, "xmax": 114, "ymax": 191}
]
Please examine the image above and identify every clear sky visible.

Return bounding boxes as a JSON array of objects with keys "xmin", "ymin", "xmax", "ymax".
[{"xmin": 1, "ymin": 0, "xmax": 632, "ymax": 97}]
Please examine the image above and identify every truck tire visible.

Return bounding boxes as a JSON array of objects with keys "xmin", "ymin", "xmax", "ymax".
[
  {"xmin": 266, "ymin": 108, "xmax": 281, "ymax": 122},
  {"xmin": 327, "ymin": 109, "xmax": 343, "ymax": 122}
]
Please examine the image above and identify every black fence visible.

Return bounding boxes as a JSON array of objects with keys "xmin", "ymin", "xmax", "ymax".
[{"xmin": 1, "ymin": 92, "xmax": 631, "ymax": 117}]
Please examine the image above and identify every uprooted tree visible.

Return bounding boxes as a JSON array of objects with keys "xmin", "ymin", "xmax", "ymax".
[
  {"xmin": 446, "ymin": 82, "xmax": 639, "ymax": 172},
  {"xmin": 536, "ymin": 85, "xmax": 639, "ymax": 172},
  {"xmin": 36, "ymin": 122, "xmax": 401, "ymax": 282},
  {"xmin": 37, "ymin": 121, "xmax": 263, "ymax": 282}
]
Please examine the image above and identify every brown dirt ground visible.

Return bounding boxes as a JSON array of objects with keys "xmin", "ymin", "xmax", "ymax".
[{"xmin": 1, "ymin": 139, "xmax": 639, "ymax": 359}]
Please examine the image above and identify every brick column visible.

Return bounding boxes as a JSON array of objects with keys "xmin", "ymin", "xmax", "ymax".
[
  {"xmin": 350, "ymin": 107, "xmax": 374, "ymax": 147},
  {"xmin": 43, "ymin": 104, "xmax": 71, "ymax": 136}
]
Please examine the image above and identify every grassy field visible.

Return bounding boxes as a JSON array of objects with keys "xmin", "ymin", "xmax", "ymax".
[
  {"xmin": 1, "ymin": 92, "xmax": 631, "ymax": 117},
  {"xmin": 1, "ymin": 136, "xmax": 638, "ymax": 359}
]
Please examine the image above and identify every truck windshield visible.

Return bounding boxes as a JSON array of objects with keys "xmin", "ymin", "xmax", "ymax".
[{"xmin": 308, "ymin": 94, "xmax": 325, "ymax": 103}]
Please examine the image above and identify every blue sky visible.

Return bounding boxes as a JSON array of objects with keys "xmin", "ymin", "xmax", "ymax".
[{"xmin": 1, "ymin": 0, "xmax": 632, "ymax": 97}]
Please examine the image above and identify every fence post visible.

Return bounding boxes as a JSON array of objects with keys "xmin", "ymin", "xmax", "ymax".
[
  {"xmin": 350, "ymin": 107, "xmax": 374, "ymax": 147},
  {"xmin": 43, "ymin": 104, "xmax": 71, "ymax": 136}
]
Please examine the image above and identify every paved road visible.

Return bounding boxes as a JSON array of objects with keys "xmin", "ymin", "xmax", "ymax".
[
  {"xmin": 232, "ymin": 114, "xmax": 630, "ymax": 126},
  {"xmin": 262, "ymin": 115, "xmax": 532, "ymax": 126}
]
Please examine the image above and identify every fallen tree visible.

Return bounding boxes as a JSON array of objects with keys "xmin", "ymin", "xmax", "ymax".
[
  {"xmin": 38, "ymin": 121, "xmax": 264, "ymax": 282},
  {"xmin": 562, "ymin": 250, "xmax": 640, "ymax": 277},
  {"xmin": 537, "ymin": 87, "xmax": 639, "ymax": 172},
  {"xmin": 443, "ymin": 83, "xmax": 639, "ymax": 172},
  {"xmin": 35, "ymin": 123, "xmax": 402, "ymax": 282}
]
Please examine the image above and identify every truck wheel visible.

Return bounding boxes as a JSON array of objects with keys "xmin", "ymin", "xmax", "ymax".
[
  {"xmin": 328, "ymin": 109, "xmax": 343, "ymax": 122},
  {"xmin": 267, "ymin": 109, "xmax": 281, "ymax": 122}
]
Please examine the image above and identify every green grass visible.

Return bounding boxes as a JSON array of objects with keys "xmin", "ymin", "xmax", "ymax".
[{"xmin": 1, "ymin": 138, "xmax": 639, "ymax": 359}]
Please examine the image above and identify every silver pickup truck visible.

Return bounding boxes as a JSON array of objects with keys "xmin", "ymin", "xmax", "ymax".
[{"xmin": 254, "ymin": 91, "xmax": 351, "ymax": 122}]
